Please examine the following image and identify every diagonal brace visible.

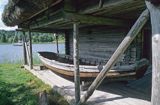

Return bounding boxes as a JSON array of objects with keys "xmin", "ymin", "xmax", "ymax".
[{"xmin": 78, "ymin": 9, "xmax": 149, "ymax": 105}]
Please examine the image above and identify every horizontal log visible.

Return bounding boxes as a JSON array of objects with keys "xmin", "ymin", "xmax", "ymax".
[
  {"xmin": 79, "ymin": 0, "xmax": 144, "ymax": 15},
  {"xmin": 29, "ymin": 10, "xmax": 64, "ymax": 29},
  {"xmin": 64, "ymin": 12, "xmax": 130, "ymax": 27},
  {"xmin": 27, "ymin": 10, "xmax": 130, "ymax": 29},
  {"xmin": 78, "ymin": 9, "xmax": 149, "ymax": 105}
]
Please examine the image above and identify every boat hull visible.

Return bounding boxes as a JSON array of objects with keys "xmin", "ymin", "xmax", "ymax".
[{"xmin": 38, "ymin": 52, "xmax": 149, "ymax": 81}]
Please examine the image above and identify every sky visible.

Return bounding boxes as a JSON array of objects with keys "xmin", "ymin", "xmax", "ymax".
[{"xmin": 0, "ymin": 0, "xmax": 17, "ymax": 30}]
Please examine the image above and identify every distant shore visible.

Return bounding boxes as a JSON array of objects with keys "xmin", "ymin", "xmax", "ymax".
[{"xmin": 0, "ymin": 41, "xmax": 65, "ymax": 45}]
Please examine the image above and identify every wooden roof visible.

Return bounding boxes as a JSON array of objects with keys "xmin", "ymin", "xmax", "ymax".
[
  {"xmin": 2, "ymin": 0, "xmax": 61, "ymax": 26},
  {"xmin": 2, "ymin": 0, "xmax": 149, "ymax": 32}
]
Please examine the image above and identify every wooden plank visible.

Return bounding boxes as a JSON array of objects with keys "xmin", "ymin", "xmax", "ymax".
[
  {"xmin": 105, "ymin": 84, "xmax": 150, "ymax": 105},
  {"xmin": 128, "ymin": 72, "xmax": 151, "ymax": 95},
  {"xmin": 145, "ymin": 1, "xmax": 160, "ymax": 105},
  {"xmin": 78, "ymin": 9, "xmax": 149, "ymax": 105},
  {"xmin": 73, "ymin": 23, "xmax": 80, "ymax": 104},
  {"xmin": 24, "ymin": 65, "xmax": 76, "ymax": 105},
  {"xmin": 24, "ymin": 65, "xmax": 151, "ymax": 105}
]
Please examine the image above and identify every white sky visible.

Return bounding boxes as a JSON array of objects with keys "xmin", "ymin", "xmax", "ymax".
[{"xmin": 0, "ymin": 0, "xmax": 17, "ymax": 30}]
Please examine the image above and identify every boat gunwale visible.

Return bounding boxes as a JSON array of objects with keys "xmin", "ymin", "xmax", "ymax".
[{"xmin": 37, "ymin": 52, "xmax": 137, "ymax": 73}]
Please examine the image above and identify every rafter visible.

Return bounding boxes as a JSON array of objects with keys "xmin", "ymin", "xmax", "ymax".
[{"xmin": 22, "ymin": 10, "xmax": 130, "ymax": 30}]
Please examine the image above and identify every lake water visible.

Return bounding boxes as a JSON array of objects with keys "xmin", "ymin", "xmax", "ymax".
[{"xmin": 0, "ymin": 44, "xmax": 65, "ymax": 63}]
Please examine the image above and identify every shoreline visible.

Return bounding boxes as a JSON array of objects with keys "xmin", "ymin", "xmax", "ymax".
[{"xmin": 0, "ymin": 41, "xmax": 65, "ymax": 45}]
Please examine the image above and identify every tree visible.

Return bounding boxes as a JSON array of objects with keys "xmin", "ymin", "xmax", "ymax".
[{"xmin": 1, "ymin": 34, "xmax": 7, "ymax": 43}]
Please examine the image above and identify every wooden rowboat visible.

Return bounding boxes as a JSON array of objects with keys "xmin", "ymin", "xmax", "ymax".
[{"xmin": 38, "ymin": 52, "xmax": 149, "ymax": 81}]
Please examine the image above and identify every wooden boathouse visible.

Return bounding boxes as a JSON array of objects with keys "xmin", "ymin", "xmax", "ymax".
[{"xmin": 2, "ymin": 0, "xmax": 160, "ymax": 105}]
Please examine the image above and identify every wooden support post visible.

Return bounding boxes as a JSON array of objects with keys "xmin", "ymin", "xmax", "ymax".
[
  {"xmin": 78, "ymin": 9, "xmax": 149, "ymax": 105},
  {"xmin": 38, "ymin": 90, "xmax": 48, "ymax": 105},
  {"xmin": 22, "ymin": 33, "xmax": 29, "ymax": 66},
  {"xmin": 28, "ymin": 30, "xmax": 33, "ymax": 69},
  {"xmin": 25, "ymin": 42, "xmax": 30, "ymax": 65},
  {"xmin": 73, "ymin": 23, "xmax": 80, "ymax": 104},
  {"xmin": 65, "ymin": 31, "xmax": 70, "ymax": 55},
  {"xmin": 22, "ymin": 31, "xmax": 27, "ymax": 65},
  {"xmin": 56, "ymin": 34, "xmax": 59, "ymax": 54},
  {"xmin": 145, "ymin": 1, "xmax": 160, "ymax": 105}
]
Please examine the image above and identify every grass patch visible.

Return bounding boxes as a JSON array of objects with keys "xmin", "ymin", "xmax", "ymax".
[
  {"xmin": 0, "ymin": 64, "xmax": 69, "ymax": 105},
  {"xmin": 1, "ymin": 55, "xmax": 41, "ymax": 65}
]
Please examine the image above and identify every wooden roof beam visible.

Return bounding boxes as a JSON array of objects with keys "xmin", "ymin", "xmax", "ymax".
[
  {"xmin": 79, "ymin": 0, "xmax": 144, "ymax": 14},
  {"xmin": 30, "ymin": 18, "xmax": 64, "ymax": 29},
  {"xmin": 28, "ymin": 10, "xmax": 65, "ymax": 29},
  {"xmin": 64, "ymin": 12, "xmax": 130, "ymax": 27},
  {"xmin": 23, "ymin": 10, "xmax": 130, "ymax": 30}
]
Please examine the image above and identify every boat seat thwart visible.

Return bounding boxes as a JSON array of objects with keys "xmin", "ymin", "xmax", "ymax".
[{"xmin": 38, "ymin": 52, "xmax": 149, "ymax": 81}]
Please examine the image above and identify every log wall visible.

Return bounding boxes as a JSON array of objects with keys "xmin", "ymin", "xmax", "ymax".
[{"xmin": 67, "ymin": 27, "xmax": 143, "ymax": 65}]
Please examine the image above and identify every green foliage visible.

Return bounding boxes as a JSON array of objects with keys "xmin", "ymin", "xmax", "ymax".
[
  {"xmin": 0, "ymin": 30, "xmax": 65, "ymax": 43},
  {"xmin": 0, "ymin": 30, "xmax": 15, "ymax": 43},
  {"xmin": 57, "ymin": 34, "xmax": 65, "ymax": 42},
  {"xmin": 0, "ymin": 64, "xmax": 69, "ymax": 105},
  {"xmin": 1, "ymin": 34, "xmax": 7, "ymax": 42},
  {"xmin": 0, "ymin": 64, "xmax": 50, "ymax": 105}
]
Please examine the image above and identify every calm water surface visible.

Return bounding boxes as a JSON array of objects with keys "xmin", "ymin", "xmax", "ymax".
[{"xmin": 0, "ymin": 44, "xmax": 65, "ymax": 63}]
